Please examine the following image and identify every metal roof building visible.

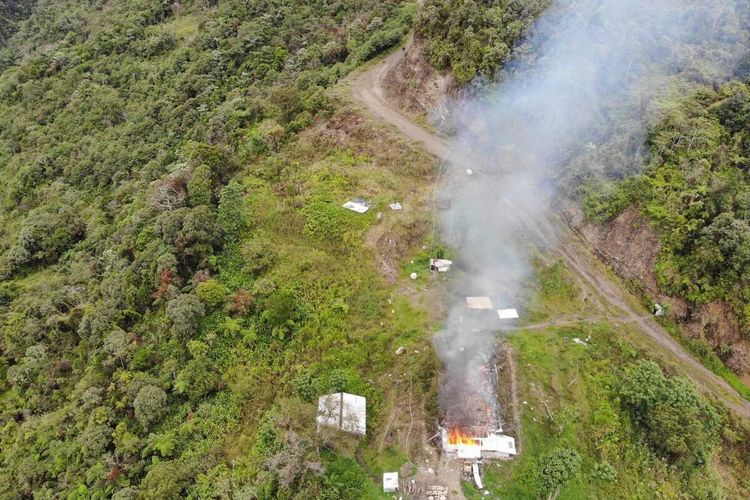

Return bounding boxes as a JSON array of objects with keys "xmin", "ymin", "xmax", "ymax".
[{"xmin": 317, "ymin": 392, "xmax": 367, "ymax": 435}]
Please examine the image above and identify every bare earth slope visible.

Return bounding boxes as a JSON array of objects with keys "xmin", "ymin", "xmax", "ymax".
[{"xmin": 347, "ymin": 44, "xmax": 750, "ymax": 420}]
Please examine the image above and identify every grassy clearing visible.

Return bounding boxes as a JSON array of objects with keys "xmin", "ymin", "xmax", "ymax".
[
  {"xmin": 522, "ymin": 257, "xmax": 583, "ymax": 322},
  {"xmin": 199, "ymin": 106, "xmax": 442, "ymax": 494}
]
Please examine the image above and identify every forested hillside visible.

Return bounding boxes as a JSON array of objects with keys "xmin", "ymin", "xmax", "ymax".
[
  {"xmin": 0, "ymin": 1, "xmax": 432, "ymax": 497},
  {"xmin": 583, "ymin": 78, "xmax": 750, "ymax": 384},
  {"xmin": 0, "ymin": 0, "xmax": 35, "ymax": 46}
]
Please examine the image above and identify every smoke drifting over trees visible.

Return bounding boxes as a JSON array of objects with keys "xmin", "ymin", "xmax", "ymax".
[{"xmin": 435, "ymin": 0, "xmax": 749, "ymax": 425}]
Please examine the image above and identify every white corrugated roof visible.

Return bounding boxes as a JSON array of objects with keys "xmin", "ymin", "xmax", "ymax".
[
  {"xmin": 383, "ymin": 472, "xmax": 399, "ymax": 492},
  {"xmin": 456, "ymin": 444, "xmax": 482, "ymax": 459},
  {"xmin": 497, "ymin": 308, "xmax": 519, "ymax": 319},
  {"xmin": 466, "ymin": 296, "xmax": 493, "ymax": 309},
  {"xmin": 481, "ymin": 433, "xmax": 517, "ymax": 455},
  {"xmin": 317, "ymin": 392, "xmax": 367, "ymax": 435},
  {"xmin": 342, "ymin": 201, "xmax": 370, "ymax": 213}
]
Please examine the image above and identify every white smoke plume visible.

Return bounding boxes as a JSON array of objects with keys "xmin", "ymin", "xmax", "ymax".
[{"xmin": 434, "ymin": 0, "xmax": 748, "ymax": 429}]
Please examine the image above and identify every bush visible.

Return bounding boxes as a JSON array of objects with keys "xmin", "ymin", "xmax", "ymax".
[
  {"xmin": 591, "ymin": 461, "xmax": 617, "ymax": 482},
  {"xmin": 537, "ymin": 448, "xmax": 581, "ymax": 497},
  {"xmin": 195, "ymin": 279, "xmax": 227, "ymax": 307},
  {"xmin": 617, "ymin": 361, "xmax": 721, "ymax": 464}
]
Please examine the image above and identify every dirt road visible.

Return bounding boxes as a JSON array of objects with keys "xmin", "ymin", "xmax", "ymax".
[
  {"xmin": 349, "ymin": 39, "xmax": 448, "ymax": 159},
  {"xmin": 348, "ymin": 43, "xmax": 750, "ymax": 419}
]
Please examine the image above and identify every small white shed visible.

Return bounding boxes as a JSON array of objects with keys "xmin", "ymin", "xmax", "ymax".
[
  {"xmin": 383, "ymin": 472, "xmax": 399, "ymax": 493},
  {"xmin": 466, "ymin": 296, "xmax": 493, "ymax": 310},
  {"xmin": 317, "ymin": 392, "xmax": 367, "ymax": 435},
  {"xmin": 497, "ymin": 308, "xmax": 519, "ymax": 320},
  {"xmin": 481, "ymin": 433, "xmax": 517, "ymax": 457},
  {"xmin": 342, "ymin": 200, "xmax": 371, "ymax": 213}
]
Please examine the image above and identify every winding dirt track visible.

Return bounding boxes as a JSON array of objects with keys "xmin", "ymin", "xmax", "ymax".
[{"xmin": 348, "ymin": 45, "xmax": 750, "ymax": 419}]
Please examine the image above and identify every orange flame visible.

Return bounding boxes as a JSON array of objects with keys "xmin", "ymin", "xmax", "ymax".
[{"xmin": 447, "ymin": 427, "xmax": 479, "ymax": 446}]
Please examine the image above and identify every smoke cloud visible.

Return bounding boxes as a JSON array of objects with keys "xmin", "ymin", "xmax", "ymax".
[{"xmin": 434, "ymin": 0, "xmax": 748, "ymax": 429}]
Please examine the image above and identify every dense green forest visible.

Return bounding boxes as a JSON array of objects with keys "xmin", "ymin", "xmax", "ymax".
[
  {"xmin": 0, "ymin": 1, "xmax": 435, "ymax": 497},
  {"xmin": 0, "ymin": 0, "xmax": 35, "ymax": 45},
  {"xmin": 414, "ymin": 0, "xmax": 549, "ymax": 83}
]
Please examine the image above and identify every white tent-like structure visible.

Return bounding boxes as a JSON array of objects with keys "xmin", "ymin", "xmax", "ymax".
[{"xmin": 317, "ymin": 392, "xmax": 367, "ymax": 435}]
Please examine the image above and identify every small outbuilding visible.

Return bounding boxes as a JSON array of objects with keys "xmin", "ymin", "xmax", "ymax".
[
  {"xmin": 383, "ymin": 472, "xmax": 399, "ymax": 493},
  {"xmin": 466, "ymin": 296, "xmax": 493, "ymax": 310},
  {"xmin": 497, "ymin": 308, "xmax": 519, "ymax": 320},
  {"xmin": 480, "ymin": 433, "xmax": 517, "ymax": 458},
  {"xmin": 342, "ymin": 199, "xmax": 371, "ymax": 213},
  {"xmin": 317, "ymin": 392, "xmax": 367, "ymax": 435},
  {"xmin": 430, "ymin": 258, "xmax": 453, "ymax": 272}
]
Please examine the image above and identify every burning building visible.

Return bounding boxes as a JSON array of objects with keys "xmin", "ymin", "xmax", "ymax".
[
  {"xmin": 441, "ymin": 427, "xmax": 517, "ymax": 460},
  {"xmin": 435, "ymin": 296, "xmax": 518, "ymax": 464}
]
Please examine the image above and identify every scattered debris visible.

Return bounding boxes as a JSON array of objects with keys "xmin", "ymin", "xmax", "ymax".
[
  {"xmin": 342, "ymin": 198, "xmax": 371, "ymax": 213},
  {"xmin": 572, "ymin": 337, "xmax": 588, "ymax": 346},
  {"xmin": 389, "ymin": 202, "xmax": 403, "ymax": 211},
  {"xmin": 396, "ymin": 346, "xmax": 406, "ymax": 355},
  {"xmin": 430, "ymin": 258, "xmax": 453, "ymax": 272},
  {"xmin": 466, "ymin": 296, "xmax": 493, "ymax": 310},
  {"xmin": 316, "ymin": 392, "xmax": 366, "ymax": 435},
  {"xmin": 383, "ymin": 472, "xmax": 399, "ymax": 493},
  {"xmin": 403, "ymin": 481, "xmax": 447, "ymax": 499},
  {"xmin": 654, "ymin": 303, "xmax": 665, "ymax": 317},
  {"xmin": 410, "ymin": 272, "xmax": 418, "ymax": 280},
  {"xmin": 472, "ymin": 462, "xmax": 484, "ymax": 489},
  {"xmin": 497, "ymin": 308, "xmax": 519, "ymax": 320},
  {"xmin": 426, "ymin": 485, "xmax": 448, "ymax": 500},
  {"xmin": 376, "ymin": 211, "xmax": 383, "ymax": 220}
]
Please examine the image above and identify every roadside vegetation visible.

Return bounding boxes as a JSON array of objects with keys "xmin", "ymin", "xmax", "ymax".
[{"xmin": 584, "ymin": 81, "xmax": 750, "ymax": 314}]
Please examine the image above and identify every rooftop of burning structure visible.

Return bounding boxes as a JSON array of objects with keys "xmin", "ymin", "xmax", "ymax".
[{"xmin": 441, "ymin": 427, "xmax": 517, "ymax": 459}]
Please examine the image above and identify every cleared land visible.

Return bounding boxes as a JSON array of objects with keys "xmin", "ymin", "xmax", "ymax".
[{"xmin": 347, "ymin": 43, "xmax": 750, "ymax": 420}]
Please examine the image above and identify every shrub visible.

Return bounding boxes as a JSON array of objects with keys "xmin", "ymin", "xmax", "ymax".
[
  {"xmin": 537, "ymin": 448, "xmax": 582, "ymax": 497},
  {"xmin": 195, "ymin": 279, "xmax": 228, "ymax": 307},
  {"xmin": 591, "ymin": 461, "xmax": 617, "ymax": 482}
]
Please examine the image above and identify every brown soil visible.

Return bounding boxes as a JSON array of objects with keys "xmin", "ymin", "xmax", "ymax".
[
  {"xmin": 562, "ymin": 200, "xmax": 750, "ymax": 381},
  {"xmin": 383, "ymin": 36, "xmax": 454, "ymax": 118},
  {"xmin": 496, "ymin": 341, "xmax": 522, "ymax": 453},
  {"xmin": 347, "ymin": 37, "xmax": 448, "ymax": 159}
]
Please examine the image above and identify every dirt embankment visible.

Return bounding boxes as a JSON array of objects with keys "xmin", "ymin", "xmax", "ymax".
[
  {"xmin": 562, "ymin": 201, "xmax": 750, "ymax": 381},
  {"xmin": 382, "ymin": 37, "xmax": 454, "ymax": 119}
]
